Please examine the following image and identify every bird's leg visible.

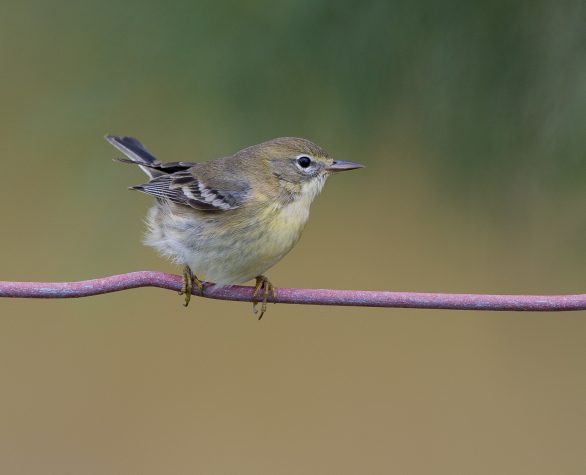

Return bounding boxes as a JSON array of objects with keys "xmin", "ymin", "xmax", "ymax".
[
  {"xmin": 252, "ymin": 275, "xmax": 277, "ymax": 320},
  {"xmin": 179, "ymin": 265, "xmax": 204, "ymax": 307}
]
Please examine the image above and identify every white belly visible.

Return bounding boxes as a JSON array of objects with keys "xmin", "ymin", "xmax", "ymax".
[{"xmin": 143, "ymin": 196, "xmax": 313, "ymax": 285}]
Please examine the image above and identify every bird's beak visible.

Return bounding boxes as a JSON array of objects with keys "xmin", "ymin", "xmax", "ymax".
[{"xmin": 326, "ymin": 160, "xmax": 365, "ymax": 172}]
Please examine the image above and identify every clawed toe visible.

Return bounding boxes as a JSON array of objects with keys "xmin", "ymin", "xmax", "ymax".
[
  {"xmin": 252, "ymin": 275, "xmax": 277, "ymax": 320},
  {"xmin": 179, "ymin": 265, "xmax": 204, "ymax": 307}
]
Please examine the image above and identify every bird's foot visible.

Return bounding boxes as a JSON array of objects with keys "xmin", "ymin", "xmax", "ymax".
[
  {"xmin": 252, "ymin": 275, "xmax": 277, "ymax": 320},
  {"xmin": 179, "ymin": 265, "xmax": 204, "ymax": 307}
]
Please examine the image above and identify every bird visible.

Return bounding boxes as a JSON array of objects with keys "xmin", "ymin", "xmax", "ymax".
[{"xmin": 106, "ymin": 135, "xmax": 364, "ymax": 318}]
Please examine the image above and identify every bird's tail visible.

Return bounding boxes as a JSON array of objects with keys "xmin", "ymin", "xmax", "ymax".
[{"xmin": 105, "ymin": 135, "xmax": 164, "ymax": 179}]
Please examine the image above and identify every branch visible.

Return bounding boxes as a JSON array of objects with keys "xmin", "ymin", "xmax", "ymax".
[{"xmin": 0, "ymin": 271, "xmax": 585, "ymax": 311}]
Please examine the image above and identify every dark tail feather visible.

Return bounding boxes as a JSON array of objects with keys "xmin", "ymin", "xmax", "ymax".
[
  {"xmin": 105, "ymin": 135, "xmax": 163, "ymax": 178},
  {"xmin": 113, "ymin": 156, "xmax": 168, "ymax": 171}
]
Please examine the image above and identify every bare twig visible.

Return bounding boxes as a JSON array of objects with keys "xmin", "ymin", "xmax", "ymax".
[{"xmin": 0, "ymin": 271, "xmax": 585, "ymax": 311}]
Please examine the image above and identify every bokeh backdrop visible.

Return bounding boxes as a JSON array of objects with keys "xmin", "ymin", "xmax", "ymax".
[{"xmin": 1, "ymin": 1, "xmax": 585, "ymax": 473}]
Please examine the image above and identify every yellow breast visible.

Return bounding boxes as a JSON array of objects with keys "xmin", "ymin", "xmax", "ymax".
[{"xmin": 261, "ymin": 175, "xmax": 327, "ymax": 257}]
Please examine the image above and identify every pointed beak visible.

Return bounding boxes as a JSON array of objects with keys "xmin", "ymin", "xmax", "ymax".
[{"xmin": 326, "ymin": 160, "xmax": 365, "ymax": 172}]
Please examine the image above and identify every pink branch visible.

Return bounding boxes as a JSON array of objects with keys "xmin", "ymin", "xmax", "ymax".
[{"xmin": 0, "ymin": 271, "xmax": 585, "ymax": 311}]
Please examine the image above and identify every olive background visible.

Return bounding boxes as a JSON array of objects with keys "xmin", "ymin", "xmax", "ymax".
[{"xmin": 1, "ymin": 1, "xmax": 585, "ymax": 473}]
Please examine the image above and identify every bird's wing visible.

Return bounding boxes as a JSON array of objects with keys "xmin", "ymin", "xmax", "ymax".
[{"xmin": 133, "ymin": 166, "xmax": 250, "ymax": 212}]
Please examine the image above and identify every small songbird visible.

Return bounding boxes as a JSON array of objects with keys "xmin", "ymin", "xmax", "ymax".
[{"xmin": 106, "ymin": 135, "xmax": 364, "ymax": 318}]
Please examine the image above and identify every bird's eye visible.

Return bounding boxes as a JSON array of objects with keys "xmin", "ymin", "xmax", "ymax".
[{"xmin": 297, "ymin": 156, "xmax": 312, "ymax": 168}]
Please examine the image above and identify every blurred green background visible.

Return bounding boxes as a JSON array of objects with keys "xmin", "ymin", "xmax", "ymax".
[{"xmin": 1, "ymin": 1, "xmax": 585, "ymax": 473}]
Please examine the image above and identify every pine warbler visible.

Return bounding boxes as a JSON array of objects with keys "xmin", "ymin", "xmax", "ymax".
[{"xmin": 106, "ymin": 135, "xmax": 363, "ymax": 318}]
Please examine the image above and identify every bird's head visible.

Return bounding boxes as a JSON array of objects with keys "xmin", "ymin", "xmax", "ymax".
[{"xmin": 240, "ymin": 137, "xmax": 364, "ymax": 202}]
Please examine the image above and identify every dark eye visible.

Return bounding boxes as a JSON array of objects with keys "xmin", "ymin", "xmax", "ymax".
[{"xmin": 297, "ymin": 156, "xmax": 312, "ymax": 168}]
